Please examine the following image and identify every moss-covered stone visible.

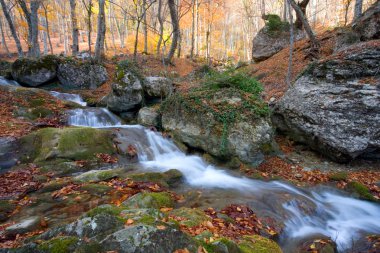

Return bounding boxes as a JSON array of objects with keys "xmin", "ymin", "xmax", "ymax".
[
  {"xmin": 127, "ymin": 169, "xmax": 183, "ymax": 188},
  {"xmin": 38, "ymin": 236, "xmax": 78, "ymax": 253},
  {"xmin": 20, "ymin": 127, "xmax": 116, "ymax": 163},
  {"xmin": 80, "ymin": 183, "xmax": 112, "ymax": 195},
  {"xmin": 346, "ymin": 181, "xmax": 376, "ymax": 201},
  {"xmin": 120, "ymin": 208, "xmax": 165, "ymax": 225},
  {"xmin": 328, "ymin": 172, "xmax": 348, "ymax": 181},
  {"xmin": 170, "ymin": 207, "xmax": 210, "ymax": 227},
  {"xmin": 122, "ymin": 192, "xmax": 174, "ymax": 209},
  {"xmin": 0, "ymin": 200, "xmax": 16, "ymax": 222},
  {"xmin": 84, "ymin": 204, "xmax": 123, "ymax": 218},
  {"xmin": 238, "ymin": 235, "xmax": 282, "ymax": 253},
  {"xmin": 74, "ymin": 169, "xmax": 118, "ymax": 183}
]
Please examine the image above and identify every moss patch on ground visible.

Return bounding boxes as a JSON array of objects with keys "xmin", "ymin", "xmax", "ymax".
[
  {"xmin": 238, "ymin": 235, "xmax": 282, "ymax": 253},
  {"xmin": 170, "ymin": 207, "xmax": 211, "ymax": 227},
  {"xmin": 38, "ymin": 236, "xmax": 78, "ymax": 253},
  {"xmin": 346, "ymin": 181, "xmax": 376, "ymax": 201}
]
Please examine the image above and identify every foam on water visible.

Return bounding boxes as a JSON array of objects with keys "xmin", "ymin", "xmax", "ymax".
[{"xmin": 50, "ymin": 91, "xmax": 87, "ymax": 106}]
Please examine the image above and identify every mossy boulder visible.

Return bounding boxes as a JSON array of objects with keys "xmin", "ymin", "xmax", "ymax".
[
  {"xmin": 161, "ymin": 88, "xmax": 276, "ymax": 165},
  {"xmin": 238, "ymin": 235, "xmax": 282, "ymax": 253},
  {"xmin": 19, "ymin": 127, "xmax": 117, "ymax": 163},
  {"xmin": 105, "ymin": 60, "xmax": 144, "ymax": 113},
  {"xmin": 74, "ymin": 169, "xmax": 119, "ymax": 183},
  {"xmin": 57, "ymin": 59, "xmax": 108, "ymax": 89},
  {"xmin": 101, "ymin": 224, "xmax": 197, "ymax": 253},
  {"xmin": 128, "ymin": 169, "xmax": 183, "ymax": 188},
  {"xmin": 345, "ymin": 181, "xmax": 376, "ymax": 201},
  {"xmin": 38, "ymin": 236, "xmax": 79, "ymax": 253},
  {"xmin": 11, "ymin": 55, "xmax": 59, "ymax": 87},
  {"xmin": 170, "ymin": 207, "xmax": 210, "ymax": 227},
  {"xmin": 122, "ymin": 192, "xmax": 174, "ymax": 209},
  {"xmin": 80, "ymin": 183, "xmax": 112, "ymax": 195},
  {"xmin": 85, "ymin": 204, "xmax": 123, "ymax": 218},
  {"xmin": 120, "ymin": 208, "xmax": 165, "ymax": 225}
]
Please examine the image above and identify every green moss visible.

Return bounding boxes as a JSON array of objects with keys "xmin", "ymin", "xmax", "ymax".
[
  {"xmin": 30, "ymin": 107, "xmax": 53, "ymax": 119},
  {"xmin": 120, "ymin": 208, "xmax": 165, "ymax": 225},
  {"xmin": 80, "ymin": 184, "xmax": 112, "ymax": 195},
  {"xmin": 328, "ymin": 172, "xmax": 348, "ymax": 181},
  {"xmin": 115, "ymin": 60, "xmax": 144, "ymax": 86},
  {"xmin": 38, "ymin": 236, "xmax": 78, "ymax": 253},
  {"xmin": 264, "ymin": 14, "xmax": 290, "ymax": 36},
  {"xmin": 20, "ymin": 127, "xmax": 116, "ymax": 162},
  {"xmin": 12, "ymin": 55, "xmax": 59, "ymax": 76},
  {"xmin": 170, "ymin": 208, "xmax": 210, "ymax": 227},
  {"xmin": 238, "ymin": 235, "xmax": 282, "ymax": 253},
  {"xmin": 29, "ymin": 98, "xmax": 46, "ymax": 107},
  {"xmin": 129, "ymin": 172, "xmax": 168, "ymax": 187},
  {"xmin": 73, "ymin": 241, "xmax": 102, "ymax": 253},
  {"xmin": 74, "ymin": 169, "xmax": 118, "ymax": 183},
  {"xmin": 346, "ymin": 181, "xmax": 376, "ymax": 201},
  {"xmin": 85, "ymin": 204, "xmax": 122, "ymax": 218},
  {"xmin": 122, "ymin": 192, "xmax": 174, "ymax": 209}
]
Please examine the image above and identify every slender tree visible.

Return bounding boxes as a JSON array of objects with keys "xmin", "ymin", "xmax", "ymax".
[
  {"xmin": 95, "ymin": 0, "xmax": 106, "ymax": 62},
  {"xmin": 0, "ymin": 14, "xmax": 10, "ymax": 56},
  {"xmin": 286, "ymin": 0, "xmax": 294, "ymax": 87},
  {"xmin": 354, "ymin": 0, "xmax": 363, "ymax": 20},
  {"xmin": 69, "ymin": 0, "xmax": 79, "ymax": 55},
  {"xmin": 165, "ymin": 0, "xmax": 180, "ymax": 63},
  {"xmin": 294, "ymin": 0, "xmax": 310, "ymax": 30},
  {"xmin": 0, "ymin": 0, "xmax": 23, "ymax": 57}
]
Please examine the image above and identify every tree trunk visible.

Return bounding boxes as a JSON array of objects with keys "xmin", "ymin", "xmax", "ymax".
[
  {"xmin": 190, "ymin": 0, "xmax": 195, "ymax": 58},
  {"xmin": 95, "ymin": 0, "xmax": 106, "ymax": 62},
  {"xmin": 0, "ymin": 15, "xmax": 10, "ymax": 56},
  {"xmin": 165, "ymin": 0, "xmax": 180, "ymax": 64},
  {"xmin": 1, "ymin": 0, "xmax": 23, "ymax": 56},
  {"xmin": 42, "ymin": 3, "xmax": 53, "ymax": 54},
  {"xmin": 294, "ymin": 0, "xmax": 310, "ymax": 30},
  {"xmin": 354, "ymin": 0, "xmax": 363, "ymax": 20},
  {"xmin": 69, "ymin": 0, "xmax": 79, "ymax": 55},
  {"xmin": 30, "ymin": 1, "xmax": 41, "ymax": 58},
  {"xmin": 156, "ymin": 0, "xmax": 164, "ymax": 55},
  {"xmin": 40, "ymin": 17, "xmax": 48, "ymax": 55},
  {"xmin": 142, "ymin": 0, "xmax": 148, "ymax": 54},
  {"xmin": 133, "ymin": 20, "xmax": 141, "ymax": 60},
  {"xmin": 286, "ymin": 0, "xmax": 294, "ymax": 87},
  {"xmin": 288, "ymin": 0, "xmax": 319, "ymax": 49}
]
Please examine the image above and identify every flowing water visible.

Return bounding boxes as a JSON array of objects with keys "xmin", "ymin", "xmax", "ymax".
[{"xmin": 35, "ymin": 92, "xmax": 380, "ymax": 252}]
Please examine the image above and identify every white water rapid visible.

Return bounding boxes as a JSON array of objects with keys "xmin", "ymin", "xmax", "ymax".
[
  {"xmin": 59, "ymin": 92, "xmax": 380, "ymax": 252},
  {"xmin": 50, "ymin": 91, "xmax": 87, "ymax": 106}
]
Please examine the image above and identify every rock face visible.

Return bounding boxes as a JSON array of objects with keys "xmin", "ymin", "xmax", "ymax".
[
  {"xmin": 57, "ymin": 60, "xmax": 108, "ymax": 89},
  {"xmin": 106, "ymin": 70, "xmax": 143, "ymax": 113},
  {"xmin": 352, "ymin": 0, "xmax": 380, "ymax": 41},
  {"xmin": 273, "ymin": 42, "xmax": 380, "ymax": 162},
  {"xmin": 251, "ymin": 16, "xmax": 303, "ymax": 62},
  {"xmin": 161, "ymin": 88, "xmax": 276, "ymax": 164},
  {"xmin": 137, "ymin": 107, "xmax": 160, "ymax": 127},
  {"xmin": 11, "ymin": 55, "xmax": 59, "ymax": 87},
  {"xmin": 143, "ymin": 77, "xmax": 174, "ymax": 99}
]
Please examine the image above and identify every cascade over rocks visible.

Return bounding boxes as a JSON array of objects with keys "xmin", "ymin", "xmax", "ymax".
[
  {"xmin": 11, "ymin": 55, "xmax": 59, "ymax": 87},
  {"xmin": 273, "ymin": 41, "xmax": 380, "ymax": 162},
  {"xmin": 57, "ymin": 59, "xmax": 108, "ymax": 89}
]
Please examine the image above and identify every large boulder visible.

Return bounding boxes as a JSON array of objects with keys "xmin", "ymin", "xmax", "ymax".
[
  {"xmin": 57, "ymin": 59, "xmax": 108, "ymax": 89},
  {"xmin": 161, "ymin": 88, "xmax": 276, "ymax": 164},
  {"xmin": 105, "ymin": 65, "xmax": 143, "ymax": 113},
  {"xmin": 352, "ymin": 0, "xmax": 380, "ymax": 41},
  {"xmin": 137, "ymin": 106, "xmax": 160, "ymax": 127},
  {"xmin": 252, "ymin": 15, "xmax": 303, "ymax": 62},
  {"xmin": 19, "ymin": 127, "xmax": 117, "ymax": 163},
  {"xmin": 11, "ymin": 55, "xmax": 59, "ymax": 87},
  {"xmin": 273, "ymin": 41, "xmax": 380, "ymax": 162},
  {"xmin": 144, "ymin": 76, "xmax": 174, "ymax": 99}
]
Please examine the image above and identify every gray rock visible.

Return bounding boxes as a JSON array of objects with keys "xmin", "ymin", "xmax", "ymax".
[
  {"xmin": 352, "ymin": 0, "xmax": 380, "ymax": 41},
  {"xmin": 106, "ymin": 70, "xmax": 143, "ymax": 113},
  {"xmin": 11, "ymin": 55, "xmax": 59, "ymax": 87},
  {"xmin": 273, "ymin": 42, "xmax": 380, "ymax": 162},
  {"xmin": 57, "ymin": 60, "xmax": 108, "ymax": 89},
  {"xmin": 161, "ymin": 89, "xmax": 276, "ymax": 164},
  {"xmin": 101, "ymin": 225, "xmax": 196, "ymax": 253},
  {"xmin": 73, "ymin": 169, "xmax": 118, "ymax": 183},
  {"xmin": 252, "ymin": 26, "xmax": 303, "ymax": 62},
  {"xmin": 5, "ymin": 216, "xmax": 41, "ymax": 236},
  {"xmin": 137, "ymin": 107, "xmax": 160, "ymax": 127},
  {"xmin": 143, "ymin": 76, "xmax": 174, "ymax": 98}
]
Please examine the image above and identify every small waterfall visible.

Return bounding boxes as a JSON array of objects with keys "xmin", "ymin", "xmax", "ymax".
[
  {"xmin": 0, "ymin": 76, "xmax": 20, "ymax": 86},
  {"xmin": 67, "ymin": 108, "xmax": 122, "ymax": 127},
  {"xmin": 55, "ymin": 91, "xmax": 380, "ymax": 252},
  {"xmin": 50, "ymin": 91, "xmax": 87, "ymax": 106}
]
